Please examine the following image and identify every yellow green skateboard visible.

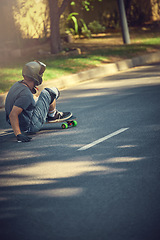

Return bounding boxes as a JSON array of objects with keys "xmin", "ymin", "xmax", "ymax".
[{"xmin": 47, "ymin": 115, "xmax": 77, "ymax": 129}]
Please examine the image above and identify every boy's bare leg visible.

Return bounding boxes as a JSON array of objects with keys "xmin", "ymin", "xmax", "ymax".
[{"xmin": 48, "ymin": 99, "xmax": 56, "ymax": 113}]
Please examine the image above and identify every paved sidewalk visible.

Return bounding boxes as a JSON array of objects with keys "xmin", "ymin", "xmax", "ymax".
[{"xmin": 0, "ymin": 51, "xmax": 160, "ymax": 108}]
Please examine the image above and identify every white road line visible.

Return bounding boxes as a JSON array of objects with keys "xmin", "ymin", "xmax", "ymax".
[{"xmin": 78, "ymin": 128, "xmax": 129, "ymax": 151}]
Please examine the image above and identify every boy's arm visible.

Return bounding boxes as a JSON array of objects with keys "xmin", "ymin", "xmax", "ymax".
[
  {"xmin": 9, "ymin": 106, "xmax": 32, "ymax": 142},
  {"xmin": 9, "ymin": 105, "xmax": 23, "ymax": 136}
]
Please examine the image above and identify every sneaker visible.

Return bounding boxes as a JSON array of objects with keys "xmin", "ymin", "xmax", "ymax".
[{"xmin": 47, "ymin": 110, "xmax": 72, "ymax": 123}]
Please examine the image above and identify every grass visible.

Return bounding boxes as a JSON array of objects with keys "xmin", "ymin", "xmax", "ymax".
[{"xmin": 0, "ymin": 28, "xmax": 160, "ymax": 94}]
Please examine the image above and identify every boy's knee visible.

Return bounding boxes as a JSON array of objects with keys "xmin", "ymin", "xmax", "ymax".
[
  {"xmin": 44, "ymin": 87, "xmax": 60, "ymax": 104},
  {"xmin": 50, "ymin": 87, "xmax": 60, "ymax": 100}
]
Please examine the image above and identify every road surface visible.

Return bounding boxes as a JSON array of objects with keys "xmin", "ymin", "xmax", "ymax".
[{"xmin": 0, "ymin": 63, "xmax": 160, "ymax": 240}]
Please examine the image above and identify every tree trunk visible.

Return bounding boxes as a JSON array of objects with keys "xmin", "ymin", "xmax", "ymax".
[
  {"xmin": 48, "ymin": 0, "xmax": 61, "ymax": 54},
  {"xmin": 48, "ymin": 0, "xmax": 71, "ymax": 54}
]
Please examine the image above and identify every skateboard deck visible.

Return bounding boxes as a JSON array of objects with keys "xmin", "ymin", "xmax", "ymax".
[{"xmin": 47, "ymin": 115, "xmax": 77, "ymax": 129}]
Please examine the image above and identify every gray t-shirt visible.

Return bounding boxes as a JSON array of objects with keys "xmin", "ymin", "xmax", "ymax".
[{"xmin": 5, "ymin": 81, "xmax": 36, "ymax": 131}]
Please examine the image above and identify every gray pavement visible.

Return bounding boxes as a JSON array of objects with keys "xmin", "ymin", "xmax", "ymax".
[{"xmin": 0, "ymin": 62, "xmax": 160, "ymax": 240}]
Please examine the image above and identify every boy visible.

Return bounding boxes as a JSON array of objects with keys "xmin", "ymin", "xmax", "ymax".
[{"xmin": 5, "ymin": 60, "xmax": 72, "ymax": 142}]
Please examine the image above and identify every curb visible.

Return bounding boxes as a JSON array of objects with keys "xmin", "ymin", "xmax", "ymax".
[
  {"xmin": 0, "ymin": 51, "xmax": 160, "ymax": 109},
  {"xmin": 38, "ymin": 51, "xmax": 160, "ymax": 91}
]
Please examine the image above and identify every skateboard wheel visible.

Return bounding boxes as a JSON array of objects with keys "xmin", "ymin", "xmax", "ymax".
[
  {"xmin": 61, "ymin": 123, "xmax": 68, "ymax": 129},
  {"xmin": 72, "ymin": 120, "xmax": 77, "ymax": 127}
]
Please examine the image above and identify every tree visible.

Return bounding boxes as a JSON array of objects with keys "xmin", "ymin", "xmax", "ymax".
[
  {"xmin": 48, "ymin": 0, "xmax": 104, "ymax": 53},
  {"xmin": 48, "ymin": 0, "xmax": 72, "ymax": 54}
]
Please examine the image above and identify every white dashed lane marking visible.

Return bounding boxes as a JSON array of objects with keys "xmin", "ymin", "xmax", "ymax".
[{"xmin": 78, "ymin": 128, "xmax": 129, "ymax": 151}]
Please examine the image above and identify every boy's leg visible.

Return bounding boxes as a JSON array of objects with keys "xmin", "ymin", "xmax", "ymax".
[
  {"xmin": 28, "ymin": 87, "xmax": 72, "ymax": 132},
  {"xmin": 43, "ymin": 88, "xmax": 72, "ymax": 123},
  {"xmin": 28, "ymin": 89, "xmax": 56, "ymax": 133},
  {"xmin": 47, "ymin": 98, "xmax": 57, "ymax": 116}
]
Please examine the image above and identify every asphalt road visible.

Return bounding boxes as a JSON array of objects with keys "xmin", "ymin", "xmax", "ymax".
[{"xmin": 0, "ymin": 63, "xmax": 160, "ymax": 240}]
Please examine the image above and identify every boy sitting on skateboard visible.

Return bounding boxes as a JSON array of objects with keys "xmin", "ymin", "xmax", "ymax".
[{"xmin": 5, "ymin": 60, "xmax": 72, "ymax": 142}]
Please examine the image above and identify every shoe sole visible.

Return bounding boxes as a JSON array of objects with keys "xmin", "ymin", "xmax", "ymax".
[{"xmin": 47, "ymin": 113, "xmax": 73, "ymax": 123}]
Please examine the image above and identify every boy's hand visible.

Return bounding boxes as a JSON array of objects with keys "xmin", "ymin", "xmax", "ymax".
[{"xmin": 16, "ymin": 134, "xmax": 32, "ymax": 142}]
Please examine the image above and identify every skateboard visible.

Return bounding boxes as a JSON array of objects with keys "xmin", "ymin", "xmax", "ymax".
[
  {"xmin": 61, "ymin": 115, "xmax": 77, "ymax": 129},
  {"xmin": 47, "ymin": 115, "xmax": 77, "ymax": 129}
]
